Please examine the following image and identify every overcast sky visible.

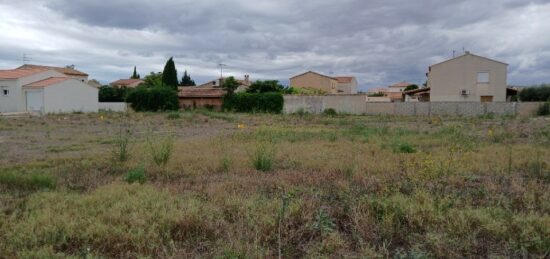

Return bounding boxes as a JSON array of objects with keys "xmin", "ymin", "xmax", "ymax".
[{"xmin": 1, "ymin": 0, "xmax": 549, "ymax": 90}]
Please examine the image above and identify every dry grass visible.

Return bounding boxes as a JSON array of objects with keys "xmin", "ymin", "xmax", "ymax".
[{"xmin": 0, "ymin": 111, "xmax": 549, "ymax": 258}]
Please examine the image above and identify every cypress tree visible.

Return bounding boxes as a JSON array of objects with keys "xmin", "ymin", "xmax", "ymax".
[
  {"xmin": 180, "ymin": 70, "xmax": 196, "ymax": 86},
  {"xmin": 162, "ymin": 57, "xmax": 178, "ymax": 89},
  {"xmin": 131, "ymin": 66, "xmax": 140, "ymax": 79}
]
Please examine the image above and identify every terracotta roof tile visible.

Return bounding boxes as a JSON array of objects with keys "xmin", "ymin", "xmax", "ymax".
[
  {"xmin": 0, "ymin": 68, "xmax": 49, "ymax": 79},
  {"xmin": 110, "ymin": 79, "xmax": 144, "ymax": 86},
  {"xmin": 18, "ymin": 64, "xmax": 88, "ymax": 77},
  {"xmin": 23, "ymin": 77, "xmax": 70, "ymax": 89},
  {"xmin": 390, "ymin": 81, "xmax": 413, "ymax": 88}
]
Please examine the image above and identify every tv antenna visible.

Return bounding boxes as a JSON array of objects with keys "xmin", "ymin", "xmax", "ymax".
[
  {"xmin": 22, "ymin": 53, "xmax": 32, "ymax": 64},
  {"xmin": 218, "ymin": 63, "xmax": 227, "ymax": 79},
  {"xmin": 218, "ymin": 63, "xmax": 227, "ymax": 88}
]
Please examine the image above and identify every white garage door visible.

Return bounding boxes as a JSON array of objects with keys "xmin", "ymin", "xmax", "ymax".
[{"xmin": 26, "ymin": 91, "xmax": 44, "ymax": 112}]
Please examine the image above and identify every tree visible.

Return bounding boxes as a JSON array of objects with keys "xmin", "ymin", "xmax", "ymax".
[
  {"xmin": 404, "ymin": 84, "xmax": 419, "ymax": 92},
  {"xmin": 131, "ymin": 66, "xmax": 140, "ymax": 79},
  {"xmin": 246, "ymin": 80, "xmax": 285, "ymax": 93},
  {"xmin": 180, "ymin": 70, "xmax": 196, "ymax": 86},
  {"xmin": 222, "ymin": 76, "xmax": 240, "ymax": 95},
  {"xmin": 162, "ymin": 57, "xmax": 178, "ymax": 89},
  {"xmin": 143, "ymin": 72, "xmax": 164, "ymax": 88}
]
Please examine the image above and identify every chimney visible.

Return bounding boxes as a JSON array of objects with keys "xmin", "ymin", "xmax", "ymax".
[{"xmin": 244, "ymin": 74, "xmax": 250, "ymax": 84}]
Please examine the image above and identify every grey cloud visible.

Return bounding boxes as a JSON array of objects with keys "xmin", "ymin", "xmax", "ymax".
[{"xmin": 0, "ymin": 0, "xmax": 549, "ymax": 88}]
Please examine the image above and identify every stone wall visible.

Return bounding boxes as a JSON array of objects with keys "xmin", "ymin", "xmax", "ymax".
[{"xmin": 283, "ymin": 95, "xmax": 543, "ymax": 117}]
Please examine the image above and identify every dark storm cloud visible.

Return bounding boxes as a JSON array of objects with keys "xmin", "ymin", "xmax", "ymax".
[{"xmin": 1, "ymin": 0, "xmax": 549, "ymax": 88}]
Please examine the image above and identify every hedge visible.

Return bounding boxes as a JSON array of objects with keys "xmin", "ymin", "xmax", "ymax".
[
  {"xmin": 98, "ymin": 86, "xmax": 128, "ymax": 102},
  {"xmin": 125, "ymin": 86, "xmax": 179, "ymax": 112},
  {"xmin": 223, "ymin": 93, "xmax": 283, "ymax": 113},
  {"xmin": 519, "ymin": 85, "xmax": 550, "ymax": 102}
]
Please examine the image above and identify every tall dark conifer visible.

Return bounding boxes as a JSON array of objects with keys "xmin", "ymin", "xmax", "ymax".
[
  {"xmin": 131, "ymin": 66, "xmax": 140, "ymax": 79},
  {"xmin": 162, "ymin": 57, "xmax": 178, "ymax": 89},
  {"xmin": 180, "ymin": 70, "xmax": 196, "ymax": 86}
]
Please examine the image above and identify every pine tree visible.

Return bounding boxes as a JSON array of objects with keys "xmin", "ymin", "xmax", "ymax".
[
  {"xmin": 180, "ymin": 70, "xmax": 196, "ymax": 87},
  {"xmin": 131, "ymin": 66, "xmax": 140, "ymax": 79},
  {"xmin": 162, "ymin": 57, "xmax": 178, "ymax": 89}
]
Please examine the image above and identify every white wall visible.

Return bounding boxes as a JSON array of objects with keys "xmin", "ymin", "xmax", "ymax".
[
  {"xmin": 99, "ymin": 102, "xmax": 127, "ymax": 112},
  {"xmin": 0, "ymin": 70, "xmax": 65, "ymax": 113},
  {"xmin": 0, "ymin": 80, "xmax": 19, "ymax": 113},
  {"xmin": 43, "ymin": 79, "xmax": 98, "ymax": 113}
]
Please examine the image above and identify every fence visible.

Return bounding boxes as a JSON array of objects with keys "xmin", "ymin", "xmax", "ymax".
[{"xmin": 283, "ymin": 95, "xmax": 543, "ymax": 116}]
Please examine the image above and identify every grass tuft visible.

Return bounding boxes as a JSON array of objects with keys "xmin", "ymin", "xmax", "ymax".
[
  {"xmin": 125, "ymin": 167, "xmax": 147, "ymax": 184},
  {"xmin": 251, "ymin": 142, "xmax": 276, "ymax": 172}
]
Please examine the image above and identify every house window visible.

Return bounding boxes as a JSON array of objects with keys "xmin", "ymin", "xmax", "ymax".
[
  {"xmin": 477, "ymin": 72, "xmax": 489, "ymax": 83},
  {"xmin": 1, "ymin": 87, "xmax": 8, "ymax": 96}
]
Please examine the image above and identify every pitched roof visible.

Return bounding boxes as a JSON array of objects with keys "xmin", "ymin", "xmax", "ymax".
[
  {"xmin": 18, "ymin": 64, "xmax": 88, "ymax": 77},
  {"xmin": 23, "ymin": 77, "xmax": 71, "ymax": 89},
  {"xmin": 390, "ymin": 81, "xmax": 412, "ymax": 88},
  {"xmin": 403, "ymin": 87, "xmax": 430, "ymax": 95},
  {"xmin": 178, "ymin": 87, "xmax": 225, "ymax": 98},
  {"xmin": 110, "ymin": 79, "xmax": 144, "ymax": 86},
  {"xmin": 290, "ymin": 71, "xmax": 337, "ymax": 80},
  {"xmin": 0, "ymin": 67, "xmax": 49, "ymax": 80},
  {"xmin": 430, "ymin": 52, "xmax": 508, "ymax": 68},
  {"xmin": 334, "ymin": 77, "xmax": 355, "ymax": 84}
]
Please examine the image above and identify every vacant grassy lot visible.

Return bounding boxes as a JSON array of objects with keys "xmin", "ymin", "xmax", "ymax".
[{"xmin": 0, "ymin": 111, "xmax": 549, "ymax": 258}]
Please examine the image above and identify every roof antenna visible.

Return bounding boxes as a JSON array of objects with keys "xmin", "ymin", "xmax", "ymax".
[{"xmin": 22, "ymin": 53, "xmax": 32, "ymax": 64}]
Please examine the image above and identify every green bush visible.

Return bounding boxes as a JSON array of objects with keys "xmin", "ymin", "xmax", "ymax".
[
  {"xmin": 223, "ymin": 93, "xmax": 284, "ymax": 113},
  {"xmin": 0, "ymin": 170, "xmax": 56, "ymax": 190},
  {"xmin": 126, "ymin": 86, "xmax": 179, "ymax": 112},
  {"xmin": 125, "ymin": 167, "xmax": 146, "ymax": 184},
  {"xmin": 537, "ymin": 102, "xmax": 550, "ymax": 116},
  {"xmin": 98, "ymin": 86, "xmax": 128, "ymax": 102},
  {"xmin": 323, "ymin": 108, "xmax": 338, "ymax": 116},
  {"xmin": 519, "ymin": 85, "xmax": 550, "ymax": 102}
]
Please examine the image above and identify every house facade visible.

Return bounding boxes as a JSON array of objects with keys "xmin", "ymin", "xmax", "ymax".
[
  {"xmin": 0, "ymin": 65, "xmax": 98, "ymax": 113},
  {"xmin": 427, "ymin": 52, "xmax": 508, "ymax": 102},
  {"xmin": 290, "ymin": 71, "xmax": 358, "ymax": 95},
  {"xmin": 334, "ymin": 77, "xmax": 358, "ymax": 94},
  {"xmin": 178, "ymin": 87, "xmax": 225, "ymax": 110}
]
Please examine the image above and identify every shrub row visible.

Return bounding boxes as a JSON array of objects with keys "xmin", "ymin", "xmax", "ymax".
[
  {"xmin": 98, "ymin": 86, "xmax": 129, "ymax": 102},
  {"xmin": 126, "ymin": 86, "xmax": 179, "ymax": 112},
  {"xmin": 223, "ymin": 92, "xmax": 283, "ymax": 113},
  {"xmin": 519, "ymin": 85, "xmax": 550, "ymax": 102}
]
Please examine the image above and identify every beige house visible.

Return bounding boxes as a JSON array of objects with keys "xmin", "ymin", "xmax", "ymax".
[
  {"xmin": 334, "ymin": 77, "xmax": 358, "ymax": 94},
  {"xmin": 427, "ymin": 52, "xmax": 508, "ymax": 102},
  {"xmin": 290, "ymin": 71, "xmax": 358, "ymax": 94}
]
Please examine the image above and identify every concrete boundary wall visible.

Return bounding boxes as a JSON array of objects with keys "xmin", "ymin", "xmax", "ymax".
[
  {"xmin": 283, "ymin": 95, "xmax": 543, "ymax": 116},
  {"xmin": 99, "ymin": 102, "xmax": 128, "ymax": 112}
]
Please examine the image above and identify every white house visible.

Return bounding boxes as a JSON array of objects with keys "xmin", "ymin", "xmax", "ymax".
[{"xmin": 0, "ymin": 65, "xmax": 98, "ymax": 114}]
